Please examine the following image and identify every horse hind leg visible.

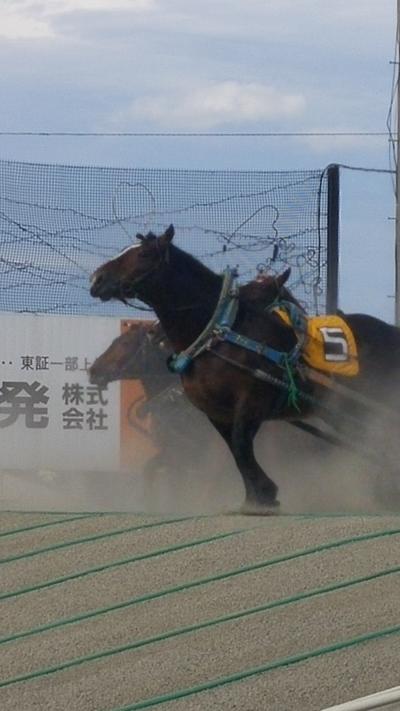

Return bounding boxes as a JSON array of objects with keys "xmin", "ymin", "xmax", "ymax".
[{"xmin": 209, "ymin": 416, "xmax": 279, "ymax": 512}]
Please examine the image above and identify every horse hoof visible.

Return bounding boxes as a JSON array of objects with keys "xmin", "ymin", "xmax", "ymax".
[{"xmin": 240, "ymin": 499, "xmax": 280, "ymax": 516}]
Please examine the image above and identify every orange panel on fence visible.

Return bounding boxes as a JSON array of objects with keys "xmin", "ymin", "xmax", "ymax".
[{"xmin": 120, "ymin": 319, "xmax": 159, "ymax": 471}]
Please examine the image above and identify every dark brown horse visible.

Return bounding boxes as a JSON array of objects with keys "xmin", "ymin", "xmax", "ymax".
[{"xmin": 90, "ymin": 225, "xmax": 400, "ymax": 510}]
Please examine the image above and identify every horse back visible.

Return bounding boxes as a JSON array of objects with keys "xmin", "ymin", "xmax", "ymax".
[{"xmin": 343, "ymin": 313, "xmax": 400, "ymax": 362}]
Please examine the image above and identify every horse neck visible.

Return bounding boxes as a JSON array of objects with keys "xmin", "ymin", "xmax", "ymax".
[
  {"xmin": 147, "ymin": 250, "xmax": 223, "ymax": 351},
  {"xmin": 129, "ymin": 345, "xmax": 172, "ymax": 398},
  {"xmin": 141, "ymin": 375, "xmax": 171, "ymax": 399}
]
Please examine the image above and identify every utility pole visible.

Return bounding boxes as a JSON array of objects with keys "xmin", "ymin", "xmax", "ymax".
[{"xmin": 396, "ymin": 0, "xmax": 400, "ymax": 325}]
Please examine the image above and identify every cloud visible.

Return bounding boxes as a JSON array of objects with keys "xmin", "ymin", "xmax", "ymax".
[
  {"xmin": 0, "ymin": 5, "xmax": 53, "ymax": 39},
  {"xmin": 113, "ymin": 81, "xmax": 306, "ymax": 130},
  {"xmin": 1, "ymin": 0, "xmax": 392, "ymax": 45},
  {"xmin": 0, "ymin": 0, "xmax": 155, "ymax": 40},
  {"xmin": 43, "ymin": 0, "xmax": 154, "ymax": 10}
]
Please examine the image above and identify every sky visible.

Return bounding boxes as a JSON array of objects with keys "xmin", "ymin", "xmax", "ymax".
[{"xmin": 0, "ymin": 0, "xmax": 397, "ymax": 321}]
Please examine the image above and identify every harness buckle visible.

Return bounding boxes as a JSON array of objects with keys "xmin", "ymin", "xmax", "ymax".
[{"xmin": 166, "ymin": 353, "xmax": 193, "ymax": 374}]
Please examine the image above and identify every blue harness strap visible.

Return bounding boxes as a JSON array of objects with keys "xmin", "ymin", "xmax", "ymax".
[{"xmin": 217, "ymin": 328, "xmax": 289, "ymax": 366}]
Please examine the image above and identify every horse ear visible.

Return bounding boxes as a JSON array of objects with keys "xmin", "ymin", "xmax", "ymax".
[
  {"xmin": 158, "ymin": 224, "xmax": 175, "ymax": 250},
  {"xmin": 164, "ymin": 224, "xmax": 175, "ymax": 242},
  {"xmin": 136, "ymin": 232, "xmax": 144, "ymax": 241},
  {"xmin": 276, "ymin": 268, "xmax": 291, "ymax": 289}
]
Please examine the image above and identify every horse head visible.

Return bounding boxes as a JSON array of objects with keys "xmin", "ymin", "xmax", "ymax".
[
  {"xmin": 90, "ymin": 224, "xmax": 175, "ymax": 304},
  {"xmin": 89, "ymin": 322, "xmax": 170, "ymax": 387},
  {"xmin": 240, "ymin": 268, "xmax": 299, "ymax": 309}
]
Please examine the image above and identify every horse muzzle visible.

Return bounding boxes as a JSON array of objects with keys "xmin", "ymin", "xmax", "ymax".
[
  {"xmin": 87, "ymin": 362, "xmax": 107, "ymax": 385},
  {"xmin": 90, "ymin": 273, "xmax": 117, "ymax": 301}
]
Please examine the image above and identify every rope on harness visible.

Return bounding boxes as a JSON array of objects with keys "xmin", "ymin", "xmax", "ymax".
[{"xmin": 283, "ymin": 355, "xmax": 301, "ymax": 413}]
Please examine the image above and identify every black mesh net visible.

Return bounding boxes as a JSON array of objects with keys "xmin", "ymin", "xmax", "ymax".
[{"xmin": 0, "ymin": 159, "xmax": 330, "ymax": 316}]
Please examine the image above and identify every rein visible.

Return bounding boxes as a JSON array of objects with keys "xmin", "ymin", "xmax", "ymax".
[
  {"xmin": 206, "ymin": 347, "xmax": 315, "ymax": 410},
  {"xmin": 206, "ymin": 347, "xmax": 373, "ymax": 434}
]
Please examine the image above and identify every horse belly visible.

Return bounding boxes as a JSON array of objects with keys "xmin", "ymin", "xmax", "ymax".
[{"xmin": 183, "ymin": 384, "xmax": 234, "ymax": 423}]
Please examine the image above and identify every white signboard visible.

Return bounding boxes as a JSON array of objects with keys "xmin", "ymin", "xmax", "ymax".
[{"xmin": 0, "ymin": 314, "xmax": 120, "ymax": 472}]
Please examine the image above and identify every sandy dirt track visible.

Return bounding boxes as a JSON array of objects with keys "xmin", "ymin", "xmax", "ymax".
[{"xmin": 1, "ymin": 509, "xmax": 400, "ymax": 711}]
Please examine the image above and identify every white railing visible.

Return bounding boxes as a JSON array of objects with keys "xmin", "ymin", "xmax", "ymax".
[{"xmin": 322, "ymin": 686, "xmax": 400, "ymax": 710}]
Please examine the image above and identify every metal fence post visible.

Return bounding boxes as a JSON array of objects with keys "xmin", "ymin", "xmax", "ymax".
[{"xmin": 326, "ymin": 164, "xmax": 340, "ymax": 314}]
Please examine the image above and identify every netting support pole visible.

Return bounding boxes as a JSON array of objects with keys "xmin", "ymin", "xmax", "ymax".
[
  {"xmin": 396, "ymin": 0, "xmax": 400, "ymax": 325},
  {"xmin": 326, "ymin": 164, "xmax": 340, "ymax": 313}
]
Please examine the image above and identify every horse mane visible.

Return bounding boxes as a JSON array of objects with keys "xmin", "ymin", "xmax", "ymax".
[
  {"xmin": 139, "ymin": 231, "xmax": 221, "ymax": 289},
  {"xmin": 169, "ymin": 243, "xmax": 222, "ymax": 287}
]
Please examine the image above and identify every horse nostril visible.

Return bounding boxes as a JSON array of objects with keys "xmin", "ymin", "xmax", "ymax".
[
  {"xmin": 90, "ymin": 274, "xmax": 104, "ymax": 296},
  {"xmin": 90, "ymin": 372, "xmax": 104, "ymax": 386}
]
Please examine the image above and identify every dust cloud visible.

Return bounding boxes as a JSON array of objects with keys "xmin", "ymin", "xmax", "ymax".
[{"xmin": 1, "ymin": 388, "xmax": 399, "ymax": 515}]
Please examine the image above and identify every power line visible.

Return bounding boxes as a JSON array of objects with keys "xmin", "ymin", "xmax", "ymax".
[
  {"xmin": 0, "ymin": 130, "xmax": 392, "ymax": 138},
  {"xmin": 338, "ymin": 163, "xmax": 395, "ymax": 174}
]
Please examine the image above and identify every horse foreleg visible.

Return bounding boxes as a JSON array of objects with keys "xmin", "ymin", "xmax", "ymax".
[
  {"xmin": 232, "ymin": 417, "xmax": 279, "ymax": 509},
  {"xmin": 209, "ymin": 416, "xmax": 279, "ymax": 510}
]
